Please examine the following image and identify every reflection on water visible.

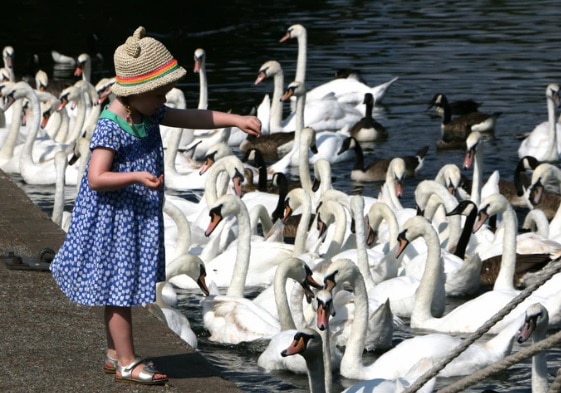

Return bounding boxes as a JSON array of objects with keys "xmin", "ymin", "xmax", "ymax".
[{"xmin": 7, "ymin": 0, "xmax": 561, "ymax": 391}]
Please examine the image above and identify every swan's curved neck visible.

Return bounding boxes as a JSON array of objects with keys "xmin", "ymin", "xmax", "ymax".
[
  {"xmin": 292, "ymin": 191, "xmax": 313, "ymax": 256},
  {"xmin": 471, "ymin": 144, "xmax": 483, "ymax": 206},
  {"xmin": 416, "ymin": 180, "xmax": 461, "ymax": 252},
  {"xmin": 21, "ymin": 90, "xmax": 42, "ymax": 163},
  {"xmin": 546, "ymin": 92, "xmax": 558, "ymax": 160},
  {"xmin": 322, "ymin": 202, "xmax": 348, "ymax": 258},
  {"xmin": 493, "ymin": 208, "xmax": 518, "ymax": 291},
  {"xmin": 227, "ymin": 201, "xmax": 252, "ymax": 297},
  {"xmin": 269, "ymin": 69, "xmax": 284, "ymax": 132},
  {"xmin": 295, "ymin": 32, "xmax": 307, "ymax": 84},
  {"xmin": 410, "ymin": 225, "xmax": 445, "ymax": 325},
  {"xmin": 340, "ymin": 268, "xmax": 369, "ymax": 376},
  {"xmin": 198, "ymin": 63, "xmax": 208, "ymax": 110},
  {"xmin": 164, "ymin": 198, "xmax": 192, "ymax": 258},
  {"xmin": 0, "ymin": 98, "xmax": 23, "ymax": 159},
  {"xmin": 353, "ymin": 197, "xmax": 377, "ymax": 290},
  {"xmin": 368, "ymin": 202, "xmax": 399, "ymax": 249},
  {"xmin": 52, "ymin": 152, "xmax": 67, "ymax": 226},
  {"xmin": 273, "ymin": 264, "xmax": 297, "ymax": 331}
]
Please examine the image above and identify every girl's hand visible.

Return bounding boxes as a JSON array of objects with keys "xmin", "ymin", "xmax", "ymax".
[
  {"xmin": 238, "ymin": 115, "xmax": 262, "ymax": 137},
  {"xmin": 138, "ymin": 172, "xmax": 164, "ymax": 190}
]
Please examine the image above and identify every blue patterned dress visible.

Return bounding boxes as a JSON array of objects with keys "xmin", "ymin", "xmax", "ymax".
[{"xmin": 50, "ymin": 106, "xmax": 167, "ymax": 307}]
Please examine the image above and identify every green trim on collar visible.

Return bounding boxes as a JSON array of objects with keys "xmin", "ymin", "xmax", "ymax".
[{"xmin": 98, "ymin": 107, "xmax": 150, "ymax": 138}]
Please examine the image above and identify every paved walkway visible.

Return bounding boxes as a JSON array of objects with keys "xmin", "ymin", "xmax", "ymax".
[{"xmin": 0, "ymin": 169, "xmax": 242, "ymax": 393}]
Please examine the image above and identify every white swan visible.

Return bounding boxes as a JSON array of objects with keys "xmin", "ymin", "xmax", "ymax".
[
  {"xmin": 200, "ymin": 194, "xmax": 296, "ymax": 344},
  {"xmin": 51, "ymin": 151, "xmax": 72, "ymax": 231},
  {"xmin": 203, "ymin": 192, "xmax": 295, "ymax": 288},
  {"xmin": 149, "ymin": 239, "xmax": 210, "ymax": 349},
  {"xmin": 517, "ymin": 83, "xmax": 561, "ymax": 162},
  {"xmin": 257, "ymin": 258, "xmax": 328, "ymax": 374},
  {"xmin": 376, "ymin": 157, "xmax": 408, "ymax": 212},
  {"xmin": 403, "ymin": 194, "xmax": 560, "ymax": 333},
  {"xmin": 279, "ymin": 328, "xmax": 327, "ymax": 393},
  {"xmin": 2, "ymin": 82, "xmax": 79, "ymax": 185},
  {"xmin": 362, "ymin": 300, "xmax": 536, "ymax": 380},
  {"xmin": 254, "ymin": 59, "xmax": 287, "ymax": 133},
  {"xmin": 279, "ymin": 24, "xmax": 399, "ymax": 108},
  {"xmin": 517, "ymin": 302, "xmax": 550, "ymax": 393},
  {"xmin": 369, "ymin": 215, "xmax": 447, "ymax": 318},
  {"xmin": 160, "ymin": 87, "xmax": 191, "ymax": 151},
  {"xmin": 320, "ymin": 258, "xmax": 432, "ymax": 388}
]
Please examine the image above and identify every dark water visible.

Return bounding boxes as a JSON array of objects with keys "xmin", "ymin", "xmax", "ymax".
[{"xmin": 5, "ymin": 0, "xmax": 561, "ymax": 391}]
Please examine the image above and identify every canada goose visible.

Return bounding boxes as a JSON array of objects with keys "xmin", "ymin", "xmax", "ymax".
[
  {"xmin": 427, "ymin": 92, "xmax": 482, "ymax": 117},
  {"xmin": 348, "ymin": 92, "xmax": 388, "ymax": 143},
  {"xmin": 338, "ymin": 136, "xmax": 428, "ymax": 182},
  {"xmin": 437, "ymin": 93, "xmax": 501, "ymax": 142}
]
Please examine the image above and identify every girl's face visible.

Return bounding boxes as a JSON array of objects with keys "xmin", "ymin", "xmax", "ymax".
[{"xmin": 128, "ymin": 83, "xmax": 175, "ymax": 116}]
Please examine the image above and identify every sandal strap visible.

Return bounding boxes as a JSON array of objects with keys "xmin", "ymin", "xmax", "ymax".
[{"xmin": 117, "ymin": 357, "xmax": 144, "ymax": 378}]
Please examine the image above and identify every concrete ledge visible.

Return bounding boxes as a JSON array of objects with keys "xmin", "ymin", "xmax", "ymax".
[{"xmin": 0, "ymin": 169, "xmax": 242, "ymax": 392}]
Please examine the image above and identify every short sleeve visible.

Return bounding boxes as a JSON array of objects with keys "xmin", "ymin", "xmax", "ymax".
[{"xmin": 90, "ymin": 118, "xmax": 122, "ymax": 152}]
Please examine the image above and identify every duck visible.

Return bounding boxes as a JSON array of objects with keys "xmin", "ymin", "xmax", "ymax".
[
  {"xmin": 347, "ymin": 92, "xmax": 388, "ymax": 143},
  {"xmin": 338, "ymin": 136, "xmax": 428, "ymax": 182},
  {"xmin": 279, "ymin": 24, "xmax": 399, "ymax": 108},
  {"xmin": 437, "ymin": 93, "xmax": 501, "ymax": 143},
  {"xmin": 517, "ymin": 83, "xmax": 561, "ymax": 162},
  {"xmin": 427, "ymin": 92, "xmax": 482, "ymax": 117}
]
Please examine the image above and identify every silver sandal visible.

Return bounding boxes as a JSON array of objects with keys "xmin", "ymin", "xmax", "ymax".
[
  {"xmin": 115, "ymin": 357, "xmax": 168, "ymax": 385},
  {"xmin": 103, "ymin": 354, "xmax": 118, "ymax": 374}
]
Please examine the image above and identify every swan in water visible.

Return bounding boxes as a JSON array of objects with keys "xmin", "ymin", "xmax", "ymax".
[
  {"xmin": 279, "ymin": 24, "xmax": 399, "ymax": 108},
  {"xmin": 148, "ymin": 235, "xmax": 210, "ymax": 349},
  {"xmin": 279, "ymin": 328, "xmax": 328, "ymax": 393},
  {"xmin": 517, "ymin": 83, "xmax": 561, "ymax": 162},
  {"xmin": 200, "ymin": 195, "xmax": 319, "ymax": 344},
  {"xmin": 399, "ymin": 195, "xmax": 561, "ymax": 334},
  {"xmin": 516, "ymin": 302, "xmax": 551, "ymax": 393},
  {"xmin": 51, "ymin": 150, "xmax": 73, "ymax": 231},
  {"xmin": 368, "ymin": 215, "xmax": 447, "ymax": 318},
  {"xmin": 256, "ymin": 257, "xmax": 328, "ymax": 374},
  {"xmin": 2, "ymin": 81, "xmax": 79, "ymax": 185},
  {"xmin": 319, "ymin": 258, "xmax": 434, "ymax": 389},
  {"xmin": 355, "ymin": 301, "xmax": 541, "ymax": 380}
]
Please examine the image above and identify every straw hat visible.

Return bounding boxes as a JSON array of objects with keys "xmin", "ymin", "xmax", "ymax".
[{"xmin": 112, "ymin": 26, "xmax": 186, "ymax": 96}]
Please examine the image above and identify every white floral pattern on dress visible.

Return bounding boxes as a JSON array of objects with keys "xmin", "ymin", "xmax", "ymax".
[{"xmin": 51, "ymin": 106, "xmax": 167, "ymax": 307}]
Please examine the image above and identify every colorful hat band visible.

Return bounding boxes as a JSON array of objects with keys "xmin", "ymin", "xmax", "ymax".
[{"xmin": 115, "ymin": 58, "xmax": 179, "ymax": 87}]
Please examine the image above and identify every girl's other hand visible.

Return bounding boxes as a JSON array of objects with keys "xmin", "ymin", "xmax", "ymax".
[{"xmin": 139, "ymin": 172, "xmax": 164, "ymax": 189}]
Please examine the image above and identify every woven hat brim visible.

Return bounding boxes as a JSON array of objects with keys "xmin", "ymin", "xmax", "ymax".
[{"xmin": 111, "ymin": 66, "xmax": 187, "ymax": 96}]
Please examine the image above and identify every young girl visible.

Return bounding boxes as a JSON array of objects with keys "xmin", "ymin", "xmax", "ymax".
[{"xmin": 50, "ymin": 26, "xmax": 261, "ymax": 386}]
